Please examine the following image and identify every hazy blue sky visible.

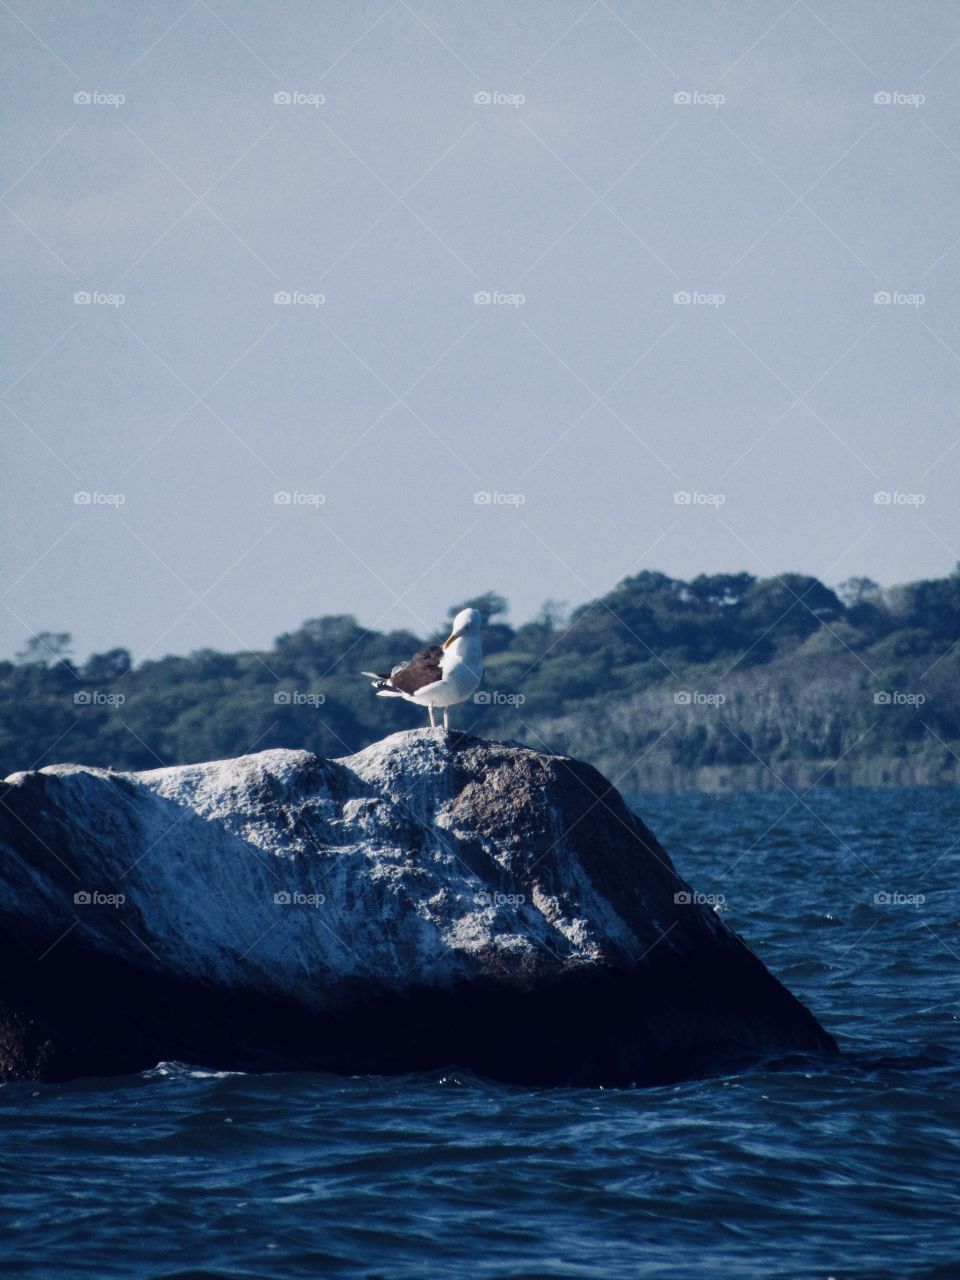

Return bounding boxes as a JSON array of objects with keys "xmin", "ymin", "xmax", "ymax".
[{"xmin": 3, "ymin": 0, "xmax": 959, "ymax": 663}]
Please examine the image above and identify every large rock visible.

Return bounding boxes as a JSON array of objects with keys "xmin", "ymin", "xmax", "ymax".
[{"xmin": 0, "ymin": 730, "xmax": 836, "ymax": 1084}]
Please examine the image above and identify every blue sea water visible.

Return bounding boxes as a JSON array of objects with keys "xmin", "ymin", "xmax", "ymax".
[{"xmin": 3, "ymin": 785, "xmax": 960, "ymax": 1280}]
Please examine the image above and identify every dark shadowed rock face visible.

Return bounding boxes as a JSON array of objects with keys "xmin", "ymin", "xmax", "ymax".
[{"xmin": 0, "ymin": 730, "xmax": 836, "ymax": 1085}]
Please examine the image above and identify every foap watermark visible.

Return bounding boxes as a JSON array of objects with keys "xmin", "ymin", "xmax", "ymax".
[
  {"xmin": 473, "ymin": 90, "xmax": 525, "ymax": 107},
  {"xmin": 274, "ymin": 690, "xmax": 325, "ymax": 706},
  {"xmin": 674, "ymin": 490, "xmax": 725, "ymax": 506},
  {"xmin": 670, "ymin": 290, "xmax": 727, "ymax": 307},
  {"xmin": 474, "ymin": 490, "xmax": 525, "ymax": 506},
  {"xmin": 874, "ymin": 490, "xmax": 925, "ymax": 506},
  {"xmin": 474, "ymin": 290, "xmax": 525, "ymax": 307},
  {"xmin": 274, "ymin": 890, "xmax": 326, "ymax": 906},
  {"xmin": 274, "ymin": 490, "xmax": 325, "ymax": 507},
  {"xmin": 74, "ymin": 491, "xmax": 125, "ymax": 506},
  {"xmin": 873, "ymin": 690, "xmax": 925, "ymax": 706},
  {"xmin": 674, "ymin": 290, "xmax": 725, "ymax": 307},
  {"xmin": 273, "ymin": 90, "xmax": 326, "ymax": 107},
  {"xmin": 474, "ymin": 690, "xmax": 525, "ymax": 706},
  {"xmin": 873, "ymin": 291, "xmax": 925, "ymax": 307},
  {"xmin": 74, "ymin": 90, "xmax": 125, "ymax": 108},
  {"xmin": 74, "ymin": 290, "xmax": 125, "ymax": 307},
  {"xmin": 674, "ymin": 90, "xmax": 725, "ymax": 108},
  {"xmin": 74, "ymin": 889, "xmax": 125, "ymax": 907},
  {"xmin": 274, "ymin": 290, "xmax": 325, "ymax": 307},
  {"xmin": 74, "ymin": 690, "xmax": 125, "ymax": 707},
  {"xmin": 874, "ymin": 890, "xmax": 925, "ymax": 906},
  {"xmin": 674, "ymin": 690, "xmax": 725, "ymax": 706},
  {"xmin": 474, "ymin": 890, "xmax": 526, "ymax": 907},
  {"xmin": 873, "ymin": 91, "xmax": 925, "ymax": 108},
  {"xmin": 674, "ymin": 890, "xmax": 726, "ymax": 907}
]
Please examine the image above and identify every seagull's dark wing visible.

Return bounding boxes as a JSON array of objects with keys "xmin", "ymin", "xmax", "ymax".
[{"xmin": 386, "ymin": 645, "xmax": 443, "ymax": 695}]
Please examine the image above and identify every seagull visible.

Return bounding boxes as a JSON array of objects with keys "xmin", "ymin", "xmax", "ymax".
[{"xmin": 361, "ymin": 608, "xmax": 484, "ymax": 729}]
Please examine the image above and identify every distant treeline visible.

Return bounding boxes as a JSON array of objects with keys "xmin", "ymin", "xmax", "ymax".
[{"xmin": 4, "ymin": 569, "xmax": 960, "ymax": 792}]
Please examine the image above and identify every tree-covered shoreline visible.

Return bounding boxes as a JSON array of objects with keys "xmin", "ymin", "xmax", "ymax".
[{"xmin": 4, "ymin": 569, "xmax": 959, "ymax": 792}]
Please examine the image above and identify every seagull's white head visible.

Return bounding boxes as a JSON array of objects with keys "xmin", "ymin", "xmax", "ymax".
[{"xmin": 443, "ymin": 608, "xmax": 483, "ymax": 650}]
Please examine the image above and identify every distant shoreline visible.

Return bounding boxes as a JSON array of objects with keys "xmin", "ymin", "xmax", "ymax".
[
  {"xmin": 4, "ymin": 571, "xmax": 959, "ymax": 792},
  {"xmin": 620, "ymin": 757, "xmax": 959, "ymax": 795}
]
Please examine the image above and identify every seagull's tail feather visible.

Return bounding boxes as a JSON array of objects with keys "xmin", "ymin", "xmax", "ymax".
[{"xmin": 361, "ymin": 670, "xmax": 400, "ymax": 695}]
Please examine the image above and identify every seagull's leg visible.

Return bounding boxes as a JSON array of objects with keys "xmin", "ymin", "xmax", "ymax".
[
  {"xmin": 428, "ymin": 705, "xmax": 436, "ymax": 728},
  {"xmin": 443, "ymin": 706, "xmax": 449, "ymax": 729}
]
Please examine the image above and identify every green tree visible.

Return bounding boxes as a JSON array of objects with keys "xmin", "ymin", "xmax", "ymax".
[
  {"xmin": 16, "ymin": 632, "xmax": 73, "ymax": 667},
  {"xmin": 82, "ymin": 649, "xmax": 133, "ymax": 681},
  {"xmin": 837, "ymin": 576, "xmax": 882, "ymax": 609}
]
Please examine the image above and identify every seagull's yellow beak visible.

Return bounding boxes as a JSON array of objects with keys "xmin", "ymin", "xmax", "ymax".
[{"xmin": 442, "ymin": 629, "xmax": 461, "ymax": 651}]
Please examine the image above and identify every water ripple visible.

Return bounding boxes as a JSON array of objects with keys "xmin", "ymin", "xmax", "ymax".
[{"xmin": 3, "ymin": 788, "xmax": 960, "ymax": 1278}]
